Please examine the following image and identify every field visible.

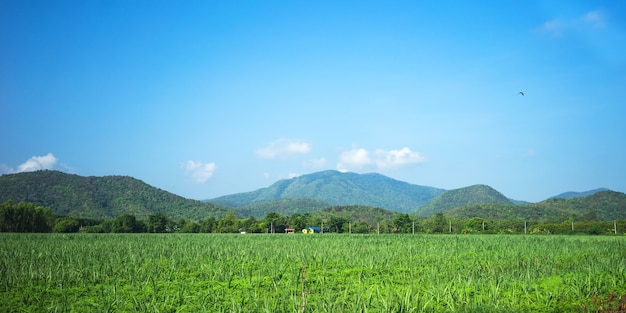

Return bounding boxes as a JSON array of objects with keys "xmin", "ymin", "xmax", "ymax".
[{"xmin": 1, "ymin": 234, "xmax": 625, "ymax": 312}]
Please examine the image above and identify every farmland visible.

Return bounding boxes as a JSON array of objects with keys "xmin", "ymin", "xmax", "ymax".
[{"xmin": 1, "ymin": 234, "xmax": 625, "ymax": 312}]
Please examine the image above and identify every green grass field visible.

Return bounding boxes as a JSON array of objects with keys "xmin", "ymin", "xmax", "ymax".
[{"xmin": 1, "ymin": 233, "xmax": 625, "ymax": 312}]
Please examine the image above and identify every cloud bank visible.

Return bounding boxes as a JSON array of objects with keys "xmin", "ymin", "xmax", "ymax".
[
  {"xmin": 337, "ymin": 147, "xmax": 426, "ymax": 172},
  {"xmin": 1, "ymin": 153, "xmax": 58, "ymax": 174},
  {"xmin": 256, "ymin": 138, "xmax": 311, "ymax": 159},
  {"xmin": 182, "ymin": 160, "xmax": 216, "ymax": 183}
]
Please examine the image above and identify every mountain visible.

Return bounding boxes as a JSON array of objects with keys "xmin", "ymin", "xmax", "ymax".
[
  {"xmin": 444, "ymin": 203, "xmax": 562, "ymax": 221},
  {"xmin": 531, "ymin": 190, "xmax": 626, "ymax": 221},
  {"xmin": 313, "ymin": 205, "xmax": 401, "ymax": 228},
  {"xmin": 235, "ymin": 198, "xmax": 330, "ymax": 218},
  {"xmin": 549, "ymin": 188, "xmax": 609, "ymax": 199},
  {"xmin": 208, "ymin": 170, "xmax": 445, "ymax": 214},
  {"xmin": 443, "ymin": 190, "xmax": 626, "ymax": 221},
  {"xmin": 0, "ymin": 170, "xmax": 230, "ymax": 220},
  {"xmin": 415, "ymin": 184, "xmax": 514, "ymax": 216}
]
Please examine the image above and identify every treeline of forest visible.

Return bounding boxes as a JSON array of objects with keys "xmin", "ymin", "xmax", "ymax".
[{"xmin": 1, "ymin": 200, "xmax": 625, "ymax": 235}]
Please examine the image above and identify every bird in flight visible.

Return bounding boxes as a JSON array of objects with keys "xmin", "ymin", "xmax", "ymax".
[{"xmin": 518, "ymin": 91, "xmax": 524, "ymax": 96}]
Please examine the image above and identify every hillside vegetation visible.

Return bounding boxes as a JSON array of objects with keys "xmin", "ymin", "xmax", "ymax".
[
  {"xmin": 209, "ymin": 170, "xmax": 445, "ymax": 213},
  {"xmin": 550, "ymin": 188, "xmax": 609, "ymax": 199},
  {"xmin": 234, "ymin": 198, "xmax": 330, "ymax": 218},
  {"xmin": 0, "ymin": 170, "xmax": 230, "ymax": 220},
  {"xmin": 444, "ymin": 190, "xmax": 626, "ymax": 221},
  {"xmin": 2, "ymin": 170, "xmax": 623, "ymax": 223},
  {"xmin": 529, "ymin": 190, "xmax": 626, "ymax": 221},
  {"xmin": 415, "ymin": 184, "xmax": 513, "ymax": 216}
]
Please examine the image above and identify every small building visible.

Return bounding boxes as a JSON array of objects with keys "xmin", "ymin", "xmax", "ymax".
[{"xmin": 285, "ymin": 228, "xmax": 295, "ymax": 234}]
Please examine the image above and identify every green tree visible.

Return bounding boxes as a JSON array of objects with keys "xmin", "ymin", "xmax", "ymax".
[
  {"xmin": 147, "ymin": 213, "xmax": 169, "ymax": 233},
  {"xmin": 352, "ymin": 221, "xmax": 371, "ymax": 233},
  {"xmin": 0, "ymin": 201, "xmax": 54, "ymax": 232},
  {"xmin": 392, "ymin": 214, "xmax": 413, "ymax": 233},
  {"xmin": 263, "ymin": 212, "xmax": 288, "ymax": 233},
  {"xmin": 180, "ymin": 220, "xmax": 200, "ymax": 233},
  {"xmin": 328, "ymin": 216, "xmax": 349, "ymax": 233},
  {"xmin": 53, "ymin": 218, "xmax": 80, "ymax": 233},
  {"xmin": 112, "ymin": 214, "xmax": 145, "ymax": 233},
  {"xmin": 240, "ymin": 217, "xmax": 262, "ymax": 233},
  {"xmin": 217, "ymin": 212, "xmax": 240, "ymax": 233},
  {"xmin": 198, "ymin": 217, "xmax": 216, "ymax": 233}
]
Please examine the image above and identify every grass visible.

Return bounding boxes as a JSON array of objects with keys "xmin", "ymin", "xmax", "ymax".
[{"xmin": 1, "ymin": 233, "xmax": 625, "ymax": 312}]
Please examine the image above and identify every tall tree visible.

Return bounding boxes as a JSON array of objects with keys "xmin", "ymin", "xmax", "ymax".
[{"xmin": 147, "ymin": 213, "xmax": 169, "ymax": 233}]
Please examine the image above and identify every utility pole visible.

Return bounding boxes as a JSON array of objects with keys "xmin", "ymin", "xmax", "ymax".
[{"xmin": 524, "ymin": 221, "xmax": 527, "ymax": 235}]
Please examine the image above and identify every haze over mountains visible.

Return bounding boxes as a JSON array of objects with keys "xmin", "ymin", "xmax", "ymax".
[{"xmin": 1, "ymin": 170, "xmax": 624, "ymax": 221}]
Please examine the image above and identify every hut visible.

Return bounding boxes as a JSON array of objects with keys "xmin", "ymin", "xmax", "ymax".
[{"xmin": 285, "ymin": 228, "xmax": 295, "ymax": 234}]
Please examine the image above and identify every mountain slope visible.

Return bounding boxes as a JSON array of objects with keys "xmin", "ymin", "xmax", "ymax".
[
  {"xmin": 415, "ymin": 184, "xmax": 514, "ymax": 216},
  {"xmin": 0, "ymin": 170, "xmax": 230, "ymax": 220},
  {"xmin": 208, "ymin": 170, "xmax": 445, "ymax": 214},
  {"xmin": 549, "ymin": 188, "xmax": 609, "ymax": 199},
  {"xmin": 531, "ymin": 190, "xmax": 626, "ymax": 221},
  {"xmin": 443, "ymin": 190, "xmax": 626, "ymax": 221},
  {"xmin": 235, "ymin": 198, "xmax": 331, "ymax": 218}
]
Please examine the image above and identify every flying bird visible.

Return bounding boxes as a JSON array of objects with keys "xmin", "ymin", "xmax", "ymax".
[{"xmin": 518, "ymin": 91, "xmax": 524, "ymax": 96}]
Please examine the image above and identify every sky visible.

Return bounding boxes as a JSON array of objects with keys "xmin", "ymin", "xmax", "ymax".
[{"xmin": 1, "ymin": 1, "xmax": 625, "ymax": 203}]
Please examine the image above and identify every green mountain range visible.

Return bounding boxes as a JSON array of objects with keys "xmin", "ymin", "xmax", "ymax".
[
  {"xmin": 235, "ymin": 198, "xmax": 330, "ymax": 218},
  {"xmin": 0, "ymin": 170, "xmax": 229, "ymax": 220},
  {"xmin": 549, "ymin": 188, "xmax": 610, "ymax": 199},
  {"xmin": 209, "ymin": 170, "xmax": 445, "ymax": 214},
  {"xmin": 1, "ymin": 170, "xmax": 622, "ymax": 222},
  {"xmin": 444, "ymin": 190, "xmax": 626, "ymax": 221},
  {"xmin": 414, "ymin": 184, "xmax": 514, "ymax": 216}
]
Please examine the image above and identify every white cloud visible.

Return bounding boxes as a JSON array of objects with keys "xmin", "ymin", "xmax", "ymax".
[
  {"xmin": 5, "ymin": 153, "xmax": 58, "ymax": 173},
  {"xmin": 337, "ymin": 148, "xmax": 372, "ymax": 172},
  {"xmin": 374, "ymin": 147, "xmax": 427, "ymax": 169},
  {"xmin": 581, "ymin": 10, "xmax": 605, "ymax": 28},
  {"xmin": 539, "ymin": 20, "xmax": 566, "ymax": 37},
  {"xmin": 337, "ymin": 147, "xmax": 426, "ymax": 172},
  {"xmin": 182, "ymin": 160, "xmax": 216, "ymax": 183},
  {"xmin": 538, "ymin": 10, "xmax": 605, "ymax": 37},
  {"xmin": 255, "ymin": 138, "xmax": 312, "ymax": 159},
  {"xmin": 287, "ymin": 173, "xmax": 299, "ymax": 179}
]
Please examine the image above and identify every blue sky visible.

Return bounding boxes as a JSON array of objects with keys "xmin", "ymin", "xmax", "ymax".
[{"xmin": 2, "ymin": 1, "xmax": 625, "ymax": 202}]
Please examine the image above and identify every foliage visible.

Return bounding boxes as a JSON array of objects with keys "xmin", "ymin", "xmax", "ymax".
[
  {"xmin": 0, "ymin": 201, "xmax": 55, "ymax": 232},
  {"xmin": 53, "ymin": 217, "xmax": 80, "ymax": 233},
  {"xmin": 416, "ymin": 184, "xmax": 514, "ymax": 216},
  {"xmin": 439, "ymin": 191, "xmax": 626, "ymax": 222},
  {"xmin": 234, "ymin": 198, "xmax": 330, "ymax": 218},
  {"xmin": 313, "ymin": 205, "xmax": 399, "ymax": 228},
  {"xmin": 528, "ymin": 191, "xmax": 626, "ymax": 221},
  {"xmin": 550, "ymin": 188, "xmax": 609, "ymax": 199},
  {"xmin": 1, "ymin": 234, "xmax": 625, "ymax": 312},
  {"xmin": 0, "ymin": 170, "xmax": 231, "ymax": 220},
  {"xmin": 208, "ymin": 170, "xmax": 445, "ymax": 213}
]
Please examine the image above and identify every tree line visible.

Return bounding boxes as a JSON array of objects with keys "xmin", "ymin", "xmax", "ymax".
[{"xmin": 1, "ymin": 200, "xmax": 624, "ymax": 235}]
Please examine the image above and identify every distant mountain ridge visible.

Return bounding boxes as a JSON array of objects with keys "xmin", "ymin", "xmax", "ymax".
[
  {"xmin": 2, "ymin": 170, "xmax": 620, "ymax": 221},
  {"xmin": 445, "ymin": 190, "xmax": 626, "ymax": 221},
  {"xmin": 414, "ymin": 184, "xmax": 514, "ymax": 216},
  {"xmin": 208, "ymin": 170, "xmax": 445, "ymax": 214},
  {"xmin": 0, "ymin": 170, "xmax": 229, "ymax": 220},
  {"xmin": 549, "ymin": 188, "xmax": 609, "ymax": 199}
]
